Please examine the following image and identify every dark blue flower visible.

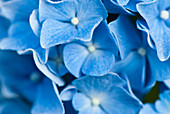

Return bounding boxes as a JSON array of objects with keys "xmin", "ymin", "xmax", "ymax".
[
  {"xmin": 137, "ymin": 0, "xmax": 170, "ymax": 61},
  {"xmin": 109, "ymin": 15, "xmax": 170, "ymax": 92},
  {"xmin": 0, "ymin": 50, "xmax": 64, "ymax": 113},
  {"xmin": 35, "ymin": 0, "xmax": 108, "ymax": 48},
  {"xmin": 63, "ymin": 20, "xmax": 118, "ymax": 77}
]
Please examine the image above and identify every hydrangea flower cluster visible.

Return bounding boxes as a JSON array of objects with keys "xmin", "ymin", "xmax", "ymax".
[{"xmin": 0, "ymin": 0, "xmax": 169, "ymax": 113}]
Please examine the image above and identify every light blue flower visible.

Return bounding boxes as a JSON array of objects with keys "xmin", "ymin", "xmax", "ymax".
[
  {"xmin": 137, "ymin": 0, "xmax": 170, "ymax": 61},
  {"xmin": 103, "ymin": 0, "xmax": 152, "ymax": 14},
  {"xmin": 63, "ymin": 20, "xmax": 118, "ymax": 77},
  {"xmin": 109, "ymin": 15, "xmax": 170, "ymax": 92},
  {"xmin": 0, "ymin": 50, "xmax": 64, "ymax": 113},
  {"xmin": 0, "ymin": 0, "xmax": 47, "ymax": 64},
  {"xmin": 72, "ymin": 73, "xmax": 142, "ymax": 114},
  {"xmin": 164, "ymin": 79, "xmax": 170, "ymax": 89},
  {"xmin": 36, "ymin": 0, "xmax": 108, "ymax": 48},
  {"xmin": 140, "ymin": 90, "xmax": 170, "ymax": 114}
]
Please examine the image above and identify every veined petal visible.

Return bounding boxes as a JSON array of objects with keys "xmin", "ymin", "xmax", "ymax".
[
  {"xmin": 82, "ymin": 50, "xmax": 115, "ymax": 76},
  {"xmin": 40, "ymin": 19, "xmax": 77, "ymax": 48},
  {"xmin": 63, "ymin": 43, "xmax": 89, "ymax": 78}
]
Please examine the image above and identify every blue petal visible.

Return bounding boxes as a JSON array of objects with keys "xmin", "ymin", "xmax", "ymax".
[
  {"xmin": 40, "ymin": 19, "xmax": 77, "ymax": 48},
  {"xmin": 0, "ymin": 98, "xmax": 31, "ymax": 114},
  {"xmin": 39, "ymin": 0, "xmax": 77, "ymax": 22},
  {"xmin": 30, "ymin": 9, "xmax": 41, "ymax": 37},
  {"xmin": 63, "ymin": 43, "xmax": 89, "ymax": 78},
  {"xmin": 111, "ymin": 52, "xmax": 146, "ymax": 90},
  {"xmin": 164, "ymin": 79, "xmax": 170, "ymax": 89},
  {"xmin": 77, "ymin": 0, "xmax": 108, "ymax": 20},
  {"xmin": 146, "ymin": 48, "xmax": 170, "ymax": 81},
  {"xmin": 60, "ymin": 85, "xmax": 77, "ymax": 101},
  {"xmin": 100, "ymin": 86, "xmax": 142, "ymax": 114},
  {"xmin": 93, "ymin": 20, "xmax": 118, "ymax": 54},
  {"xmin": 0, "ymin": 22, "xmax": 40, "ymax": 51},
  {"xmin": 0, "ymin": 16, "xmax": 9, "ymax": 39},
  {"xmin": 155, "ymin": 90, "xmax": 170, "ymax": 113},
  {"xmin": 82, "ymin": 50, "xmax": 115, "ymax": 76},
  {"xmin": 72, "ymin": 73, "xmax": 126, "ymax": 96},
  {"xmin": 140, "ymin": 104, "xmax": 158, "ymax": 114},
  {"xmin": 109, "ymin": 15, "xmax": 142, "ymax": 59},
  {"xmin": 103, "ymin": 0, "xmax": 133, "ymax": 14},
  {"xmin": 116, "ymin": 0, "xmax": 129, "ymax": 5},
  {"xmin": 1, "ymin": 0, "xmax": 38, "ymax": 22},
  {"xmin": 137, "ymin": 1, "xmax": 159, "ymax": 28},
  {"xmin": 31, "ymin": 79, "xmax": 64, "ymax": 114},
  {"xmin": 79, "ymin": 106, "xmax": 105, "ymax": 114},
  {"xmin": 72, "ymin": 93, "xmax": 91, "ymax": 111},
  {"xmin": 33, "ymin": 51, "xmax": 65, "ymax": 86}
]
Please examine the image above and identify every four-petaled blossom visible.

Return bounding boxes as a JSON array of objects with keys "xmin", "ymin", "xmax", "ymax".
[
  {"xmin": 137, "ymin": 0, "xmax": 170, "ymax": 61},
  {"xmin": 63, "ymin": 21, "xmax": 118, "ymax": 77},
  {"xmin": 72, "ymin": 73, "xmax": 142, "ymax": 114},
  {"xmin": 37, "ymin": 0, "xmax": 108, "ymax": 48}
]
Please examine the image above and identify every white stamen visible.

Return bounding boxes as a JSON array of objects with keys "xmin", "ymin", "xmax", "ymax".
[
  {"xmin": 30, "ymin": 72, "xmax": 42, "ymax": 83},
  {"xmin": 160, "ymin": 10, "xmax": 169, "ymax": 20},
  {"xmin": 91, "ymin": 98, "xmax": 100, "ymax": 106},
  {"xmin": 88, "ymin": 45, "xmax": 96, "ymax": 53},
  {"xmin": 138, "ymin": 47, "xmax": 146, "ymax": 56},
  {"xmin": 71, "ymin": 17, "xmax": 79, "ymax": 26}
]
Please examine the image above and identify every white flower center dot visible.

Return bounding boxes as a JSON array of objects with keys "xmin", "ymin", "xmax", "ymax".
[
  {"xmin": 91, "ymin": 98, "xmax": 100, "ymax": 106},
  {"xmin": 88, "ymin": 45, "xmax": 96, "ymax": 53},
  {"xmin": 71, "ymin": 17, "xmax": 79, "ymax": 26},
  {"xmin": 160, "ymin": 10, "xmax": 169, "ymax": 20},
  {"xmin": 138, "ymin": 47, "xmax": 146, "ymax": 56}
]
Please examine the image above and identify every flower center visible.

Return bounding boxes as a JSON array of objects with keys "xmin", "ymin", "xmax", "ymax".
[
  {"xmin": 160, "ymin": 10, "xmax": 169, "ymax": 20},
  {"xmin": 71, "ymin": 17, "xmax": 79, "ymax": 26},
  {"xmin": 88, "ymin": 45, "xmax": 96, "ymax": 53},
  {"xmin": 137, "ymin": 47, "xmax": 146, "ymax": 56},
  {"xmin": 56, "ymin": 57, "xmax": 63, "ymax": 64},
  {"xmin": 91, "ymin": 98, "xmax": 100, "ymax": 106},
  {"xmin": 30, "ymin": 72, "xmax": 42, "ymax": 83}
]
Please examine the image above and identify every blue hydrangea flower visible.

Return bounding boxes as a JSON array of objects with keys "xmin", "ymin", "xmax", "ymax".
[
  {"xmin": 109, "ymin": 15, "xmax": 170, "ymax": 91},
  {"xmin": 0, "ymin": 50, "xmax": 64, "ymax": 113},
  {"xmin": 0, "ymin": 0, "xmax": 47, "ymax": 64},
  {"xmin": 33, "ymin": 45, "xmax": 68, "ymax": 86},
  {"xmin": 137, "ymin": 0, "xmax": 170, "ymax": 61},
  {"xmin": 63, "ymin": 20, "xmax": 118, "ymax": 77},
  {"xmin": 71, "ymin": 73, "xmax": 142, "ymax": 114},
  {"xmin": 103, "ymin": 0, "xmax": 152, "ymax": 14},
  {"xmin": 36, "ymin": 0, "xmax": 108, "ymax": 48},
  {"xmin": 140, "ymin": 90, "xmax": 170, "ymax": 114}
]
